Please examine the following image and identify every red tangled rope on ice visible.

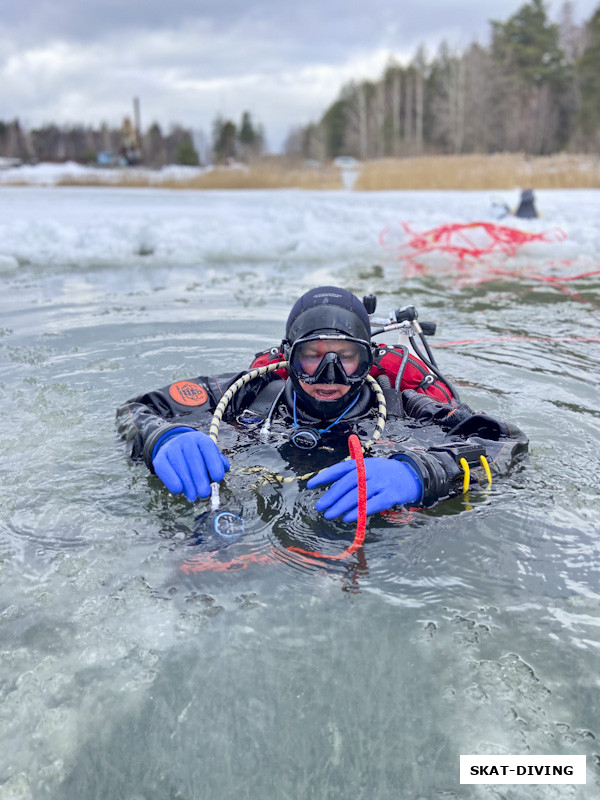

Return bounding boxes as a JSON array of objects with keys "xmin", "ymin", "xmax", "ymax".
[
  {"xmin": 379, "ymin": 221, "xmax": 567, "ymax": 262},
  {"xmin": 379, "ymin": 220, "xmax": 600, "ymax": 305}
]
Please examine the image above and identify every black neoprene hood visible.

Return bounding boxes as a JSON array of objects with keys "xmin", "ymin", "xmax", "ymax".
[
  {"xmin": 283, "ymin": 286, "xmax": 373, "ymax": 421},
  {"xmin": 285, "ymin": 286, "xmax": 371, "ymax": 344}
]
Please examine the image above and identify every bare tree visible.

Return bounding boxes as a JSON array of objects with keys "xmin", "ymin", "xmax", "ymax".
[
  {"xmin": 429, "ymin": 42, "xmax": 467, "ymax": 153},
  {"xmin": 391, "ymin": 67, "xmax": 401, "ymax": 155},
  {"xmin": 559, "ymin": 1, "xmax": 588, "ymax": 61},
  {"xmin": 340, "ymin": 82, "xmax": 369, "ymax": 158}
]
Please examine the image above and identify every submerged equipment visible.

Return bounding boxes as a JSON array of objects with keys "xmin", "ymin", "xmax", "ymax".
[
  {"xmin": 180, "ymin": 432, "xmax": 368, "ymax": 574},
  {"xmin": 200, "ymin": 361, "xmax": 378, "ymax": 566}
]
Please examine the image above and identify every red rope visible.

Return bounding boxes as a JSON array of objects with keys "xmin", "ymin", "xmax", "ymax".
[
  {"xmin": 346, "ymin": 433, "xmax": 367, "ymax": 552},
  {"xmin": 380, "ymin": 221, "xmax": 568, "ymax": 262},
  {"xmin": 180, "ymin": 550, "xmax": 277, "ymax": 574}
]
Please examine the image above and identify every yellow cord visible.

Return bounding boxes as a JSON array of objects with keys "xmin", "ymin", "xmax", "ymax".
[
  {"xmin": 459, "ymin": 457, "xmax": 470, "ymax": 493},
  {"xmin": 480, "ymin": 455, "xmax": 492, "ymax": 486},
  {"xmin": 460, "ymin": 454, "xmax": 492, "ymax": 494}
]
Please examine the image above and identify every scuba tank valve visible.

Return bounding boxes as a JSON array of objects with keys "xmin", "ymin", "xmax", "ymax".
[{"xmin": 363, "ymin": 294, "xmax": 377, "ymax": 315}]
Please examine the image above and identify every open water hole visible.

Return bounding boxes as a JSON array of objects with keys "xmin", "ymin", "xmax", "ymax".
[{"xmin": 0, "ymin": 186, "xmax": 598, "ymax": 799}]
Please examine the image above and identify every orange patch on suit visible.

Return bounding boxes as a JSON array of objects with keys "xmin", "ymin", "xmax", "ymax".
[{"xmin": 169, "ymin": 381, "xmax": 208, "ymax": 407}]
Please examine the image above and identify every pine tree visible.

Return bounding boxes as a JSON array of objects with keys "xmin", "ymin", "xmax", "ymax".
[
  {"xmin": 212, "ymin": 117, "xmax": 237, "ymax": 163},
  {"xmin": 490, "ymin": 0, "xmax": 573, "ymax": 153},
  {"xmin": 320, "ymin": 97, "xmax": 350, "ymax": 158},
  {"xmin": 175, "ymin": 137, "xmax": 199, "ymax": 166},
  {"xmin": 238, "ymin": 111, "xmax": 264, "ymax": 161}
]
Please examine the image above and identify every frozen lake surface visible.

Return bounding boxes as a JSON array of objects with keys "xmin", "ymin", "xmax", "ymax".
[{"xmin": 0, "ymin": 185, "xmax": 599, "ymax": 798}]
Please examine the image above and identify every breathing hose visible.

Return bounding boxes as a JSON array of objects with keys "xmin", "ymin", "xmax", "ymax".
[{"xmin": 208, "ymin": 360, "xmax": 387, "ymax": 464}]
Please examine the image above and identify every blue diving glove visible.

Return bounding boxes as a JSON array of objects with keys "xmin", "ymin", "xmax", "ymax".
[
  {"xmin": 152, "ymin": 428, "xmax": 230, "ymax": 502},
  {"xmin": 306, "ymin": 457, "xmax": 423, "ymax": 523}
]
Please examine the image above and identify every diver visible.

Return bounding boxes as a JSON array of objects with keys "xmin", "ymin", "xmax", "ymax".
[
  {"xmin": 117, "ymin": 286, "xmax": 528, "ymax": 523},
  {"xmin": 514, "ymin": 188, "xmax": 538, "ymax": 219},
  {"xmin": 492, "ymin": 188, "xmax": 539, "ymax": 220}
]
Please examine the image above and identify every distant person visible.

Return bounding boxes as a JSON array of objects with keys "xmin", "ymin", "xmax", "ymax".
[
  {"xmin": 491, "ymin": 188, "xmax": 539, "ymax": 220},
  {"xmin": 514, "ymin": 188, "xmax": 538, "ymax": 219},
  {"xmin": 117, "ymin": 286, "xmax": 528, "ymax": 523}
]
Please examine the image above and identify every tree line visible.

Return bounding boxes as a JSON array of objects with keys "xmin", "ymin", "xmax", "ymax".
[
  {"xmin": 285, "ymin": 0, "xmax": 600, "ymax": 160},
  {"xmin": 2, "ymin": 1, "xmax": 599, "ymax": 167},
  {"xmin": 0, "ymin": 111, "xmax": 265, "ymax": 168}
]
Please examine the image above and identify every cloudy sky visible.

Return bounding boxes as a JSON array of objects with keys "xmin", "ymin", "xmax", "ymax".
[{"xmin": 1, "ymin": 0, "xmax": 597, "ymax": 152}]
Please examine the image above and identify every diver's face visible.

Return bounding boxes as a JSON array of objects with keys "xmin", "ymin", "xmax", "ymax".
[
  {"xmin": 296, "ymin": 339, "xmax": 359, "ymax": 402},
  {"xmin": 299, "ymin": 381, "xmax": 350, "ymax": 401}
]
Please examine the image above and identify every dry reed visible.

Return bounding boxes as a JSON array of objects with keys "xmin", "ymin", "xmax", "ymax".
[
  {"xmin": 39, "ymin": 152, "xmax": 600, "ymax": 191},
  {"xmin": 353, "ymin": 153, "xmax": 600, "ymax": 190},
  {"xmin": 57, "ymin": 163, "xmax": 343, "ymax": 191}
]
